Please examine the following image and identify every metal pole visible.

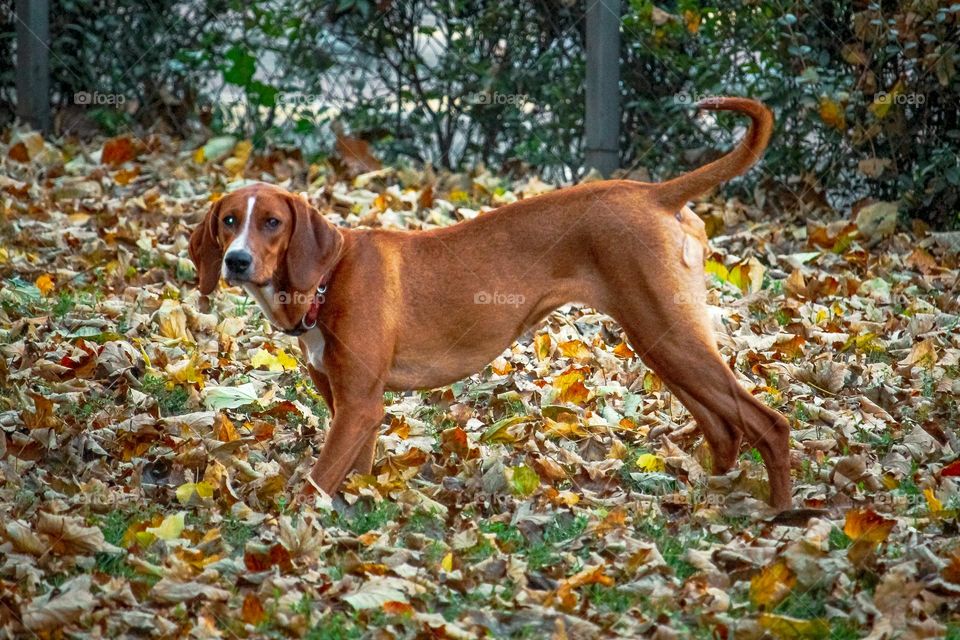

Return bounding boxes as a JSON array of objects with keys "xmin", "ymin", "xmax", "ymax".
[
  {"xmin": 584, "ymin": 0, "xmax": 620, "ymax": 177},
  {"xmin": 15, "ymin": 0, "xmax": 52, "ymax": 134}
]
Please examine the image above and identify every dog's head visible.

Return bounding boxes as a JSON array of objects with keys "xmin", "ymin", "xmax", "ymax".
[{"xmin": 189, "ymin": 184, "xmax": 343, "ymax": 325}]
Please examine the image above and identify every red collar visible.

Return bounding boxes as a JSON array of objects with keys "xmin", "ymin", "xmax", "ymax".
[{"xmin": 299, "ymin": 281, "xmax": 327, "ymax": 331}]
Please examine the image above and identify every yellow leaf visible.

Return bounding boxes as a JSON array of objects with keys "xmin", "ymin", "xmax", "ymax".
[
  {"xmin": 543, "ymin": 417, "xmax": 589, "ymax": 440},
  {"xmin": 35, "ymin": 274, "xmax": 55, "ymax": 296},
  {"xmin": 558, "ymin": 339, "xmax": 591, "ymax": 361},
  {"xmin": 275, "ymin": 348, "xmax": 298, "ymax": 370},
  {"xmin": 534, "ymin": 333, "xmax": 552, "ymax": 360},
  {"xmin": 166, "ymin": 353, "xmax": 207, "ymax": 386},
  {"xmin": 251, "ymin": 347, "xmax": 299, "ymax": 372},
  {"xmin": 924, "ymin": 487, "xmax": 943, "ymax": 514},
  {"xmin": 636, "ymin": 453, "xmax": 665, "ymax": 472},
  {"xmin": 683, "ymin": 9, "xmax": 700, "ymax": 33},
  {"xmin": 175, "ymin": 481, "xmax": 215, "ymax": 504},
  {"xmin": 224, "ymin": 140, "xmax": 252, "ymax": 176},
  {"xmin": 727, "ymin": 257, "xmax": 766, "ymax": 294},
  {"xmin": 758, "ymin": 613, "xmax": 830, "ymax": 639},
  {"xmin": 441, "ymin": 552, "xmax": 454, "ymax": 572},
  {"xmin": 554, "ymin": 367, "xmax": 591, "ymax": 406},
  {"xmin": 705, "ymin": 259, "xmax": 729, "ymax": 282},
  {"xmin": 146, "ymin": 512, "xmax": 186, "ymax": 541},
  {"xmin": 193, "ymin": 146, "xmax": 205, "ymax": 163},
  {"xmin": 819, "ymin": 97, "xmax": 846, "ymax": 130},
  {"xmin": 869, "ymin": 80, "xmax": 904, "ymax": 120},
  {"xmin": 642, "ymin": 371, "xmax": 662, "ymax": 392},
  {"xmin": 843, "ymin": 507, "xmax": 895, "ymax": 543},
  {"xmin": 750, "ymin": 561, "xmax": 796, "ymax": 609}
]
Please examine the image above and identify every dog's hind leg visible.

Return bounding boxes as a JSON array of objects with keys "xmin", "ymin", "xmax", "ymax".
[
  {"xmin": 607, "ymin": 259, "xmax": 792, "ymax": 510},
  {"xmin": 667, "ymin": 384, "xmax": 742, "ymax": 473}
]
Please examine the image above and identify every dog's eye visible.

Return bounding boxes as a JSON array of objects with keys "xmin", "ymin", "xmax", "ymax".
[
  {"xmin": 223, "ymin": 215, "xmax": 236, "ymax": 226},
  {"xmin": 265, "ymin": 217, "xmax": 281, "ymax": 230}
]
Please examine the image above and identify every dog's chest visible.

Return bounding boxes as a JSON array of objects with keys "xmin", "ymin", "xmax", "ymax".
[{"xmin": 299, "ymin": 330, "xmax": 326, "ymax": 371}]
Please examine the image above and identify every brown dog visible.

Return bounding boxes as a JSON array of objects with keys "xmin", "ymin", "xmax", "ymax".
[{"xmin": 190, "ymin": 97, "xmax": 792, "ymax": 509}]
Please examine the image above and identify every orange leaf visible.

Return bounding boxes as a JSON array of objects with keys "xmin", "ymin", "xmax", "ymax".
[
  {"xmin": 491, "ymin": 356, "xmax": 513, "ymax": 375},
  {"xmin": 819, "ymin": 97, "xmax": 846, "ymax": 130},
  {"xmin": 843, "ymin": 508, "xmax": 895, "ymax": 543},
  {"xmin": 382, "ymin": 601, "xmax": 414, "ymax": 616},
  {"xmin": 550, "ymin": 564, "xmax": 614, "ymax": 611},
  {"xmin": 23, "ymin": 393, "xmax": 56, "ymax": 429},
  {"xmin": 440, "ymin": 426, "xmax": 471, "ymax": 458},
  {"xmin": 750, "ymin": 561, "xmax": 796, "ymax": 609},
  {"xmin": 241, "ymin": 593, "xmax": 267, "ymax": 625},
  {"xmin": 773, "ymin": 334, "xmax": 806, "ymax": 359},
  {"xmin": 35, "ymin": 274, "xmax": 55, "ymax": 296},
  {"xmin": 554, "ymin": 367, "xmax": 591, "ymax": 406},
  {"xmin": 113, "ymin": 166, "xmax": 140, "ymax": 185},
  {"xmin": 244, "ymin": 543, "xmax": 293, "ymax": 573},
  {"xmin": 101, "ymin": 136, "xmax": 138, "ymax": 166},
  {"xmin": 613, "ymin": 341, "xmax": 635, "ymax": 359},
  {"xmin": 558, "ymin": 339, "xmax": 591, "ymax": 360},
  {"xmin": 214, "ymin": 414, "xmax": 240, "ymax": 442},
  {"xmin": 943, "ymin": 551, "xmax": 960, "ymax": 585}
]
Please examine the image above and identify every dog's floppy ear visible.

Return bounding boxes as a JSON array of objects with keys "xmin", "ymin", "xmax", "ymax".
[
  {"xmin": 189, "ymin": 199, "xmax": 223, "ymax": 295},
  {"xmin": 284, "ymin": 193, "xmax": 344, "ymax": 293}
]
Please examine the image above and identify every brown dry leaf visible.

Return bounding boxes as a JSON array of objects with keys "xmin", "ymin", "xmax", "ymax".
[
  {"xmin": 22, "ymin": 575, "xmax": 94, "ymax": 632},
  {"xmin": 36, "ymin": 512, "xmax": 124, "ymax": 555},
  {"xmin": 335, "ymin": 133, "xmax": 382, "ymax": 177},
  {"xmin": 899, "ymin": 339, "xmax": 937, "ymax": 368}
]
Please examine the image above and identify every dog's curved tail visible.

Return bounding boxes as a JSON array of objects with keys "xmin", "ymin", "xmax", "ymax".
[{"xmin": 653, "ymin": 97, "xmax": 773, "ymax": 211}]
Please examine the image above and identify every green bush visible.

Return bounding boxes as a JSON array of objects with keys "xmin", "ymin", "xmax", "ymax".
[{"xmin": 2, "ymin": 0, "xmax": 957, "ymax": 225}]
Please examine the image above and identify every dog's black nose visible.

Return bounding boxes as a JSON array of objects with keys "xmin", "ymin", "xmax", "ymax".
[{"xmin": 224, "ymin": 250, "xmax": 252, "ymax": 274}]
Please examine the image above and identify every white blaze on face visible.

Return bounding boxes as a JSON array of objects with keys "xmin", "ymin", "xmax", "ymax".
[{"xmin": 221, "ymin": 195, "xmax": 257, "ymax": 278}]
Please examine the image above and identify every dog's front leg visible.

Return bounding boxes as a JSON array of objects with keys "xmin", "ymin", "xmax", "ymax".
[{"xmin": 304, "ymin": 390, "xmax": 385, "ymax": 497}]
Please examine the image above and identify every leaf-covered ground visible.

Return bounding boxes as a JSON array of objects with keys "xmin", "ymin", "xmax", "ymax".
[{"xmin": 1, "ymin": 131, "xmax": 959, "ymax": 639}]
